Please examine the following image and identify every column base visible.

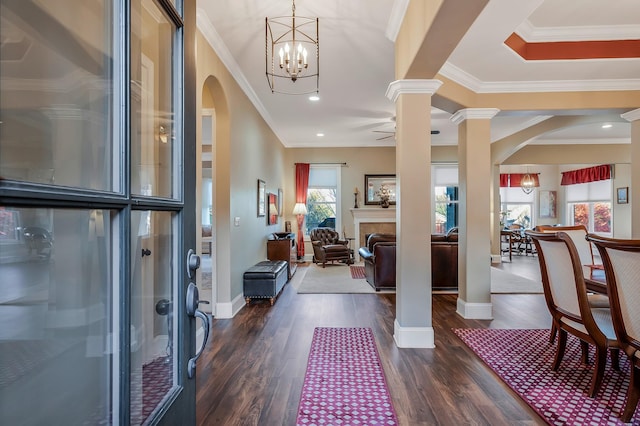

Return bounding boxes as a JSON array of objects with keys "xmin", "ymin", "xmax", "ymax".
[
  {"xmin": 456, "ymin": 297, "xmax": 493, "ymax": 319},
  {"xmin": 393, "ymin": 318, "xmax": 435, "ymax": 348}
]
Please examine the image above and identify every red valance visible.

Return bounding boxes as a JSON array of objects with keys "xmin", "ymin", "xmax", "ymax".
[
  {"xmin": 499, "ymin": 173, "xmax": 540, "ymax": 188},
  {"xmin": 560, "ymin": 164, "xmax": 611, "ymax": 186}
]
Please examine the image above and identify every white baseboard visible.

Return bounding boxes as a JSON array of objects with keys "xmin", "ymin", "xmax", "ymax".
[
  {"xmin": 456, "ymin": 298, "xmax": 493, "ymax": 319},
  {"xmin": 491, "ymin": 254, "xmax": 502, "ymax": 264},
  {"xmin": 215, "ymin": 293, "xmax": 246, "ymax": 319},
  {"xmin": 393, "ymin": 318, "xmax": 435, "ymax": 348}
]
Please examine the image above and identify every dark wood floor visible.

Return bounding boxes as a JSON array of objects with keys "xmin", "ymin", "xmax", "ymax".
[{"xmin": 196, "ymin": 258, "xmax": 550, "ymax": 426}]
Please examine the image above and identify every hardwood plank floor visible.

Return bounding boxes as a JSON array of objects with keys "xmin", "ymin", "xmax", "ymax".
[{"xmin": 196, "ymin": 261, "xmax": 550, "ymax": 425}]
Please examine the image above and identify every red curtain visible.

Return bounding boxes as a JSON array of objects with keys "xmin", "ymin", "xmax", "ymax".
[
  {"xmin": 295, "ymin": 163, "xmax": 310, "ymax": 258},
  {"xmin": 561, "ymin": 164, "xmax": 611, "ymax": 185},
  {"xmin": 499, "ymin": 173, "xmax": 540, "ymax": 187}
]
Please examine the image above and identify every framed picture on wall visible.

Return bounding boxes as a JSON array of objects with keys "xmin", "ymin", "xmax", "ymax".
[
  {"xmin": 539, "ymin": 190, "xmax": 557, "ymax": 218},
  {"xmin": 268, "ymin": 192, "xmax": 278, "ymax": 225},
  {"xmin": 278, "ymin": 188, "xmax": 283, "ymax": 216},
  {"xmin": 257, "ymin": 179, "xmax": 266, "ymax": 217},
  {"xmin": 617, "ymin": 187, "xmax": 628, "ymax": 204}
]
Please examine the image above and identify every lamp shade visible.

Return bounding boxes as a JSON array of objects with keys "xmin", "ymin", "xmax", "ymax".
[{"xmin": 292, "ymin": 203, "xmax": 308, "ymax": 215}]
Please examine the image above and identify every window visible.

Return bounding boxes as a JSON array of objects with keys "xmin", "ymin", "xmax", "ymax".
[
  {"xmin": 432, "ymin": 165, "xmax": 458, "ymax": 233},
  {"xmin": 500, "ymin": 187, "xmax": 534, "ymax": 229},
  {"xmin": 565, "ymin": 180, "xmax": 612, "ymax": 235},
  {"xmin": 305, "ymin": 165, "xmax": 341, "ymax": 234}
]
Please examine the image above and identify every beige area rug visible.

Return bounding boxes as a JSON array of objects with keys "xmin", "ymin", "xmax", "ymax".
[
  {"xmin": 294, "ymin": 264, "xmax": 541, "ymax": 294},
  {"xmin": 490, "ymin": 267, "xmax": 543, "ymax": 293},
  {"xmin": 294, "ymin": 264, "xmax": 380, "ymax": 294}
]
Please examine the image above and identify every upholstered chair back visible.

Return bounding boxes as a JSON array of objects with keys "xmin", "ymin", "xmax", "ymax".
[
  {"xmin": 310, "ymin": 227, "xmax": 340, "ymax": 245},
  {"xmin": 537, "ymin": 225, "xmax": 595, "ymax": 266}
]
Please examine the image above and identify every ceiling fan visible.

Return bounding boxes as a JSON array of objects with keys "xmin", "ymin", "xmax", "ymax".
[{"xmin": 373, "ymin": 129, "xmax": 440, "ymax": 141}]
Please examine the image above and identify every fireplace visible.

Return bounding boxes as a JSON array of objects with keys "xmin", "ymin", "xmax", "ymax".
[{"xmin": 350, "ymin": 208, "xmax": 396, "ymax": 260}]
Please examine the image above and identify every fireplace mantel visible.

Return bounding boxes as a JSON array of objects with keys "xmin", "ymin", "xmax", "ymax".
[{"xmin": 350, "ymin": 208, "xmax": 396, "ymax": 259}]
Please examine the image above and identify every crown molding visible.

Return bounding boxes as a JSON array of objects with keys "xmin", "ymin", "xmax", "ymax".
[
  {"xmin": 621, "ymin": 108, "xmax": 640, "ymax": 122},
  {"xmin": 516, "ymin": 19, "xmax": 640, "ymax": 42},
  {"xmin": 196, "ymin": 8, "xmax": 289, "ymax": 146},
  {"xmin": 385, "ymin": 79, "xmax": 443, "ymax": 102},
  {"xmin": 385, "ymin": 0, "xmax": 410, "ymax": 42},
  {"xmin": 530, "ymin": 137, "xmax": 630, "ymax": 145},
  {"xmin": 439, "ymin": 61, "xmax": 640, "ymax": 93},
  {"xmin": 450, "ymin": 108, "xmax": 500, "ymax": 125}
]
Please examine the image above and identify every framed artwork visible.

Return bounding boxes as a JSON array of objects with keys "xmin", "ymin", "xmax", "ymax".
[
  {"xmin": 257, "ymin": 179, "xmax": 266, "ymax": 217},
  {"xmin": 268, "ymin": 192, "xmax": 278, "ymax": 225},
  {"xmin": 364, "ymin": 174, "xmax": 396, "ymax": 205},
  {"xmin": 617, "ymin": 187, "xmax": 628, "ymax": 204},
  {"xmin": 278, "ymin": 188, "xmax": 283, "ymax": 216},
  {"xmin": 539, "ymin": 190, "xmax": 557, "ymax": 218}
]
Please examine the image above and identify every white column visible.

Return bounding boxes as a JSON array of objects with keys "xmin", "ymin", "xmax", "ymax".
[
  {"xmin": 451, "ymin": 108, "xmax": 499, "ymax": 319},
  {"xmin": 622, "ymin": 108, "xmax": 640, "ymax": 238},
  {"xmin": 386, "ymin": 79, "xmax": 442, "ymax": 348}
]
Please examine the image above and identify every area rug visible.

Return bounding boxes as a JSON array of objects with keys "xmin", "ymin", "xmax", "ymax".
[
  {"xmin": 296, "ymin": 264, "xmax": 377, "ymax": 294},
  {"xmin": 350, "ymin": 265, "xmax": 366, "ymax": 279},
  {"xmin": 454, "ymin": 328, "xmax": 638, "ymax": 425},
  {"xmin": 296, "ymin": 327, "xmax": 398, "ymax": 426},
  {"xmin": 490, "ymin": 267, "xmax": 543, "ymax": 293}
]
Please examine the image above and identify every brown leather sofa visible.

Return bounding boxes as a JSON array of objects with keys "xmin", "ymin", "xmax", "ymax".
[{"xmin": 357, "ymin": 232, "xmax": 458, "ymax": 291}]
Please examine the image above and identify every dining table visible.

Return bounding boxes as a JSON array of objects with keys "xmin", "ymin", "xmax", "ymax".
[{"xmin": 583, "ymin": 264, "xmax": 607, "ymax": 295}]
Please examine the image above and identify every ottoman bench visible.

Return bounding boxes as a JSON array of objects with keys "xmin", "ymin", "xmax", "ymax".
[{"xmin": 243, "ymin": 260, "xmax": 288, "ymax": 306}]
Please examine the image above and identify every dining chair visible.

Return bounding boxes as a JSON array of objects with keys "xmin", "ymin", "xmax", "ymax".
[
  {"xmin": 586, "ymin": 234, "xmax": 640, "ymax": 422},
  {"xmin": 535, "ymin": 225, "xmax": 609, "ymax": 342},
  {"xmin": 526, "ymin": 230, "xmax": 621, "ymax": 398}
]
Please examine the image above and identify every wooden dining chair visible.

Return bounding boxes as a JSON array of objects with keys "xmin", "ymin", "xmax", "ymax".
[
  {"xmin": 535, "ymin": 225, "xmax": 609, "ymax": 343},
  {"xmin": 527, "ymin": 230, "xmax": 620, "ymax": 398},
  {"xmin": 587, "ymin": 234, "xmax": 640, "ymax": 422}
]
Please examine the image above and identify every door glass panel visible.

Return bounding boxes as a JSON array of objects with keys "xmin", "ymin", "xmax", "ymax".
[
  {"xmin": 0, "ymin": 207, "xmax": 113, "ymax": 425},
  {"xmin": 131, "ymin": 0, "xmax": 176, "ymax": 199},
  {"xmin": 0, "ymin": 1, "xmax": 115, "ymax": 191},
  {"xmin": 130, "ymin": 210, "xmax": 176, "ymax": 425}
]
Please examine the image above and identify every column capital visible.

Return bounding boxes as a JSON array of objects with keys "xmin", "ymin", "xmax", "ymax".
[
  {"xmin": 450, "ymin": 108, "xmax": 500, "ymax": 125},
  {"xmin": 621, "ymin": 108, "xmax": 640, "ymax": 122},
  {"xmin": 385, "ymin": 79, "xmax": 443, "ymax": 103}
]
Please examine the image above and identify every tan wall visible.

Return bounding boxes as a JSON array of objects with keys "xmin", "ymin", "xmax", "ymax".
[{"xmin": 196, "ymin": 30, "xmax": 287, "ymax": 307}]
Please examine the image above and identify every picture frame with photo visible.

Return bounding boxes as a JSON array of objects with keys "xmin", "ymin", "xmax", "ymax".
[
  {"xmin": 257, "ymin": 179, "xmax": 266, "ymax": 217},
  {"xmin": 617, "ymin": 187, "xmax": 628, "ymax": 204}
]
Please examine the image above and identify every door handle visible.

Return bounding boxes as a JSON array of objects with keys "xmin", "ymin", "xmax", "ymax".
[
  {"xmin": 141, "ymin": 248, "xmax": 151, "ymax": 257},
  {"xmin": 186, "ymin": 282, "xmax": 211, "ymax": 379}
]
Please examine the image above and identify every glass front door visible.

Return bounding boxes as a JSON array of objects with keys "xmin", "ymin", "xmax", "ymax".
[{"xmin": 0, "ymin": 0, "xmax": 199, "ymax": 424}]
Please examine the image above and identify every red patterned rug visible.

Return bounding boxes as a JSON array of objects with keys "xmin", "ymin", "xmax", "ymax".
[
  {"xmin": 296, "ymin": 327, "xmax": 398, "ymax": 425},
  {"xmin": 350, "ymin": 265, "xmax": 366, "ymax": 279},
  {"xmin": 454, "ymin": 328, "xmax": 639, "ymax": 425}
]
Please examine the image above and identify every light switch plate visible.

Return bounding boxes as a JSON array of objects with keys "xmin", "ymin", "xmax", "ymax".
[{"xmin": 234, "ymin": 217, "xmax": 240, "ymax": 226}]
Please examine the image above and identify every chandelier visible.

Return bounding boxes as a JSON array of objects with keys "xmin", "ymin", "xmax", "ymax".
[
  {"xmin": 521, "ymin": 173, "xmax": 536, "ymax": 194},
  {"xmin": 265, "ymin": 0, "xmax": 319, "ymax": 95}
]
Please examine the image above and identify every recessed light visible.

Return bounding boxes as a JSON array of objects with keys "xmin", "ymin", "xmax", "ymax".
[
  {"xmin": 602, "ymin": 124, "xmax": 613, "ymax": 129},
  {"xmin": 316, "ymin": 133, "xmax": 324, "ymax": 137},
  {"xmin": 309, "ymin": 95, "xmax": 320, "ymax": 101}
]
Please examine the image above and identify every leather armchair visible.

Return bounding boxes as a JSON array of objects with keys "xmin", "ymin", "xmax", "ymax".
[
  {"xmin": 358, "ymin": 233, "xmax": 396, "ymax": 291},
  {"xmin": 309, "ymin": 227, "xmax": 352, "ymax": 267}
]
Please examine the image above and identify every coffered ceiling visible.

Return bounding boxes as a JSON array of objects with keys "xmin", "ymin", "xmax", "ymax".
[{"xmin": 198, "ymin": 0, "xmax": 640, "ymax": 149}]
